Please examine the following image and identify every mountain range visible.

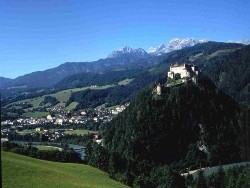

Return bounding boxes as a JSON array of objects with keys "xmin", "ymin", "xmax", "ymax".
[
  {"xmin": 148, "ymin": 38, "xmax": 208, "ymax": 56},
  {"xmin": 107, "ymin": 46, "xmax": 150, "ymax": 60},
  {"xmin": 54, "ymin": 41, "xmax": 248, "ymax": 108},
  {"xmin": 1, "ymin": 38, "xmax": 208, "ymax": 93},
  {"xmin": 2, "ymin": 41, "xmax": 249, "ymax": 122},
  {"xmin": 1, "ymin": 38, "xmax": 248, "ymax": 101}
]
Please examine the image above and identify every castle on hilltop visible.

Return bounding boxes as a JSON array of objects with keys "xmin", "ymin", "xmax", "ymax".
[
  {"xmin": 154, "ymin": 63, "xmax": 199, "ymax": 95},
  {"xmin": 167, "ymin": 63, "xmax": 198, "ymax": 80}
]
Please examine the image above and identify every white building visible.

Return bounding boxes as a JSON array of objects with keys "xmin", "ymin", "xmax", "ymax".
[{"xmin": 167, "ymin": 63, "xmax": 198, "ymax": 79}]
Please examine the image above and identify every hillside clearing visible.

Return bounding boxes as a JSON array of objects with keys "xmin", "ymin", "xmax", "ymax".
[
  {"xmin": 65, "ymin": 102, "xmax": 79, "ymax": 111},
  {"xmin": 118, "ymin": 78, "xmax": 134, "ymax": 85}
]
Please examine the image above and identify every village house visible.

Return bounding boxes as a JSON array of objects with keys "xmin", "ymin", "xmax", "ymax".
[
  {"xmin": 47, "ymin": 115, "xmax": 53, "ymax": 121},
  {"xmin": 35, "ymin": 127, "xmax": 43, "ymax": 132},
  {"xmin": 54, "ymin": 118, "xmax": 64, "ymax": 125}
]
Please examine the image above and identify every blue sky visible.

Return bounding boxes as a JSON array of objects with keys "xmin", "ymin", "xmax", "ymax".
[{"xmin": 1, "ymin": 0, "xmax": 250, "ymax": 78}]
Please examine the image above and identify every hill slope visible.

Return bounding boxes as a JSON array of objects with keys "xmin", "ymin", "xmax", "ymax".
[
  {"xmin": 104, "ymin": 76, "xmax": 241, "ymax": 171},
  {"xmin": 0, "ymin": 76, "xmax": 12, "ymax": 87},
  {"xmin": 201, "ymin": 44, "xmax": 250, "ymax": 103},
  {"xmin": 2, "ymin": 151, "xmax": 128, "ymax": 188},
  {"xmin": 2, "ymin": 55, "xmax": 166, "ymax": 94}
]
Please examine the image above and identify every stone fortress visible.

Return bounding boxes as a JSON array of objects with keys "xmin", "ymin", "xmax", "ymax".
[
  {"xmin": 167, "ymin": 63, "xmax": 198, "ymax": 80},
  {"xmin": 154, "ymin": 63, "xmax": 199, "ymax": 95}
]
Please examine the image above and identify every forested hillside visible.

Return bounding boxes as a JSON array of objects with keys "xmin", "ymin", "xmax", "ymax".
[
  {"xmin": 202, "ymin": 45, "xmax": 250, "ymax": 103},
  {"xmin": 66, "ymin": 69, "xmax": 164, "ymax": 109},
  {"xmin": 55, "ymin": 69, "xmax": 143, "ymax": 89},
  {"xmin": 86, "ymin": 75, "xmax": 242, "ymax": 186}
]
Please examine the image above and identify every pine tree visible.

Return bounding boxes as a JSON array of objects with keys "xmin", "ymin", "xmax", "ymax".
[
  {"xmin": 195, "ymin": 169, "xmax": 207, "ymax": 188},
  {"xmin": 186, "ymin": 173, "xmax": 194, "ymax": 187},
  {"xmin": 236, "ymin": 173, "xmax": 246, "ymax": 188},
  {"xmin": 216, "ymin": 165, "xmax": 226, "ymax": 188}
]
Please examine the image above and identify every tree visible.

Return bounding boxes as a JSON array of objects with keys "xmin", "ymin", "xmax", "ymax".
[
  {"xmin": 186, "ymin": 173, "xmax": 194, "ymax": 187},
  {"xmin": 235, "ymin": 173, "xmax": 246, "ymax": 188},
  {"xmin": 184, "ymin": 144, "xmax": 207, "ymax": 169},
  {"xmin": 216, "ymin": 165, "xmax": 226, "ymax": 188},
  {"xmin": 196, "ymin": 169, "xmax": 207, "ymax": 188},
  {"xmin": 207, "ymin": 165, "xmax": 226, "ymax": 188}
]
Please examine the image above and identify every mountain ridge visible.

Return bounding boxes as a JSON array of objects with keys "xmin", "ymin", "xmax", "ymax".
[
  {"xmin": 0, "ymin": 76, "xmax": 12, "ymax": 88},
  {"xmin": 1, "ymin": 41, "xmax": 246, "ymax": 99},
  {"xmin": 148, "ymin": 38, "xmax": 209, "ymax": 56},
  {"xmin": 107, "ymin": 46, "xmax": 150, "ymax": 60}
]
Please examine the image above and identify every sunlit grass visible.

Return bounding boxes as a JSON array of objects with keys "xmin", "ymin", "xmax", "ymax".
[
  {"xmin": 2, "ymin": 151, "xmax": 128, "ymax": 188},
  {"xmin": 65, "ymin": 102, "xmax": 79, "ymax": 111},
  {"xmin": 64, "ymin": 129, "xmax": 97, "ymax": 136},
  {"xmin": 23, "ymin": 111, "xmax": 49, "ymax": 118},
  {"xmin": 118, "ymin": 78, "xmax": 134, "ymax": 85},
  {"xmin": 34, "ymin": 145, "xmax": 59, "ymax": 151}
]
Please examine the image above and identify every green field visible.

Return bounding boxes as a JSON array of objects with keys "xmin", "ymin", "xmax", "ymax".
[
  {"xmin": 16, "ymin": 129, "xmax": 96, "ymax": 136},
  {"xmin": 34, "ymin": 145, "xmax": 60, "ymax": 151},
  {"xmin": 118, "ymin": 78, "xmax": 134, "ymax": 85},
  {"xmin": 65, "ymin": 102, "xmax": 79, "ymax": 111},
  {"xmin": 23, "ymin": 111, "xmax": 50, "ymax": 118},
  {"xmin": 16, "ymin": 129, "xmax": 36, "ymax": 135},
  {"xmin": 64, "ymin": 129, "xmax": 97, "ymax": 136},
  {"xmin": 2, "ymin": 151, "xmax": 129, "ymax": 188}
]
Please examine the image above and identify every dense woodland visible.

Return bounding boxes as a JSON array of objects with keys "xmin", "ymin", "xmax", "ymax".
[
  {"xmin": 202, "ymin": 45, "xmax": 250, "ymax": 104},
  {"xmin": 192, "ymin": 166, "xmax": 249, "ymax": 188},
  {"xmin": 84, "ymin": 75, "xmax": 244, "ymax": 187}
]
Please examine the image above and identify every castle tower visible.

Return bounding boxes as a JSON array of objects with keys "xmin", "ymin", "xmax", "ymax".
[{"xmin": 156, "ymin": 83, "xmax": 162, "ymax": 95}]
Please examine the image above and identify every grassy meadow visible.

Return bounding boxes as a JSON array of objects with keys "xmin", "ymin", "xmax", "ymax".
[
  {"xmin": 34, "ymin": 145, "xmax": 60, "ymax": 151},
  {"xmin": 2, "ymin": 151, "xmax": 129, "ymax": 188},
  {"xmin": 64, "ymin": 129, "xmax": 97, "ymax": 136}
]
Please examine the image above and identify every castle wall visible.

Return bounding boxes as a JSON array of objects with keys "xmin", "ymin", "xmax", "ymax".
[{"xmin": 168, "ymin": 64, "xmax": 197, "ymax": 79}]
